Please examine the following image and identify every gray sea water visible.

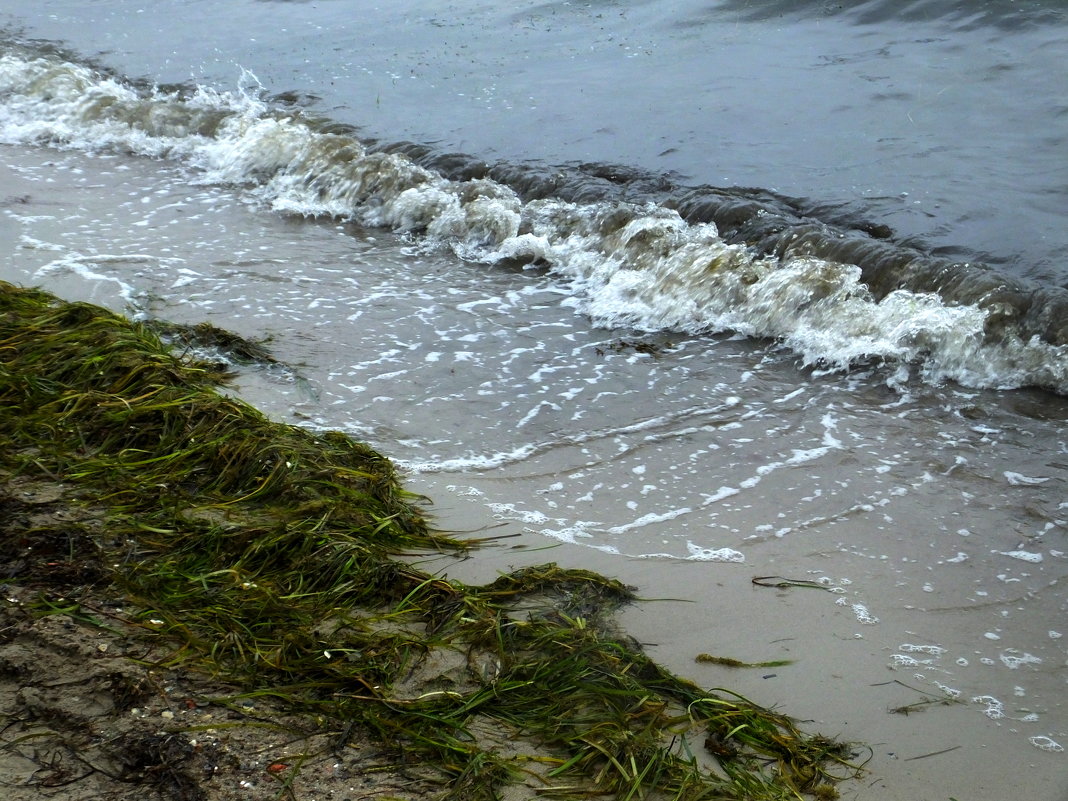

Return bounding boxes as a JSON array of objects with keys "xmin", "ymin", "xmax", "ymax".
[{"xmin": 0, "ymin": 2, "xmax": 1066, "ymax": 799}]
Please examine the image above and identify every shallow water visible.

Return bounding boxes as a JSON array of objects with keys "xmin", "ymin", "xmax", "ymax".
[
  {"xmin": 1, "ymin": 143, "xmax": 1065, "ymax": 800},
  {"xmin": 1, "ymin": 2, "xmax": 1067, "ymax": 796}
]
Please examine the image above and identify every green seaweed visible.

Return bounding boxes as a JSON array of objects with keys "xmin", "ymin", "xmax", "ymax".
[
  {"xmin": 695, "ymin": 654, "xmax": 795, "ymax": 668},
  {"xmin": 0, "ymin": 281, "xmax": 860, "ymax": 800},
  {"xmin": 145, "ymin": 319, "xmax": 280, "ymax": 368}
]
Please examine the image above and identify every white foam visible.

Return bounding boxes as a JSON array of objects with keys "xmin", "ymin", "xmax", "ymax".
[
  {"xmin": 971, "ymin": 695, "xmax": 1005, "ymax": 720},
  {"xmin": 685, "ymin": 543, "xmax": 745, "ymax": 562},
  {"xmin": 1028, "ymin": 736, "xmax": 1064, "ymax": 753},
  {"xmin": 933, "ymin": 681, "xmax": 961, "ymax": 699},
  {"xmin": 445, "ymin": 485, "xmax": 485, "ymax": 498},
  {"xmin": 999, "ymin": 650, "xmax": 1042, "ymax": 670},
  {"xmin": 398, "ymin": 444, "xmax": 538, "ymax": 473},
  {"xmin": 33, "ymin": 253, "xmax": 140, "ymax": 307},
  {"xmin": 1003, "ymin": 471, "xmax": 1051, "ymax": 486},
  {"xmin": 607, "ymin": 508, "xmax": 693, "ymax": 534},
  {"xmin": 997, "ymin": 550, "xmax": 1043, "ymax": 563},
  {"xmin": 888, "ymin": 654, "xmax": 922, "ymax": 668},
  {"xmin": 485, "ymin": 503, "xmax": 549, "ymax": 524},
  {"xmin": 836, "ymin": 598, "xmax": 879, "ymax": 624},
  {"xmin": 538, "ymin": 525, "xmax": 593, "ymax": 545},
  {"xmin": 899, "ymin": 643, "xmax": 947, "ymax": 656},
  {"xmin": 15, "ymin": 233, "xmax": 64, "ymax": 251}
]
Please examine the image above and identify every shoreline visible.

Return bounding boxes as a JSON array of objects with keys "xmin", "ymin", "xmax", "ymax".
[
  {"xmin": 1, "ymin": 141, "xmax": 1064, "ymax": 801},
  {"xmin": 0, "ymin": 281, "xmax": 856, "ymax": 800}
]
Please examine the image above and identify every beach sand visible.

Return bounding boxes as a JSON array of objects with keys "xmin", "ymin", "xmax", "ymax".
[{"xmin": 417, "ymin": 474, "xmax": 1068, "ymax": 801}]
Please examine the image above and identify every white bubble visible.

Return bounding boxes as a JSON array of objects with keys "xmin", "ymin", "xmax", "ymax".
[
  {"xmin": 971, "ymin": 695, "xmax": 1004, "ymax": 719},
  {"xmin": 1003, "ymin": 472, "xmax": 1050, "ymax": 486},
  {"xmin": 997, "ymin": 550, "xmax": 1043, "ymax": 563},
  {"xmin": 900, "ymin": 643, "xmax": 946, "ymax": 656},
  {"xmin": 685, "ymin": 543, "xmax": 745, "ymax": 563},
  {"xmin": 1029, "ymin": 736, "xmax": 1064, "ymax": 753},
  {"xmin": 850, "ymin": 603, "xmax": 879, "ymax": 624},
  {"xmin": 999, "ymin": 650, "xmax": 1042, "ymax": 670},
  {"xmin": 933, "ymin": 682, "xmax": 961, "ymax": 699},
  {"xmin": 889, "ymin": 654, "xmax": 920, "ymax": 668}
]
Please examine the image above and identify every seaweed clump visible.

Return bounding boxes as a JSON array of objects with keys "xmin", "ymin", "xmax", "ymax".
[
  {"xmin": 0, "ymin": 281, "xmax": 858, "ymax": 800},
  {"xmin": 145, "ymin": 319, "xmax": 281, "ymax": 370}
]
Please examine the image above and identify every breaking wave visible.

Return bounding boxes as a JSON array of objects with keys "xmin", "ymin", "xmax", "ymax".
[{"xmin": 1, "ymin": 44, "xmax": 1065, "ymax": 394}]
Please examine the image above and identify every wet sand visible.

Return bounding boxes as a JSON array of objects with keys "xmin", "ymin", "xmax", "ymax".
[
  {"xmin": 1, "ymin": 143, "xmax": 1065, "ymax": 801},
  {"xmin": 418, "ymin": 474, "xmax": 1067, "ymax": 801}
]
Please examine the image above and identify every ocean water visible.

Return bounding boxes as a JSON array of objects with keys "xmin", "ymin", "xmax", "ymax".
[{"xmin": 0, "ymin": 2, "xmax": 1066, "ymax": 799}]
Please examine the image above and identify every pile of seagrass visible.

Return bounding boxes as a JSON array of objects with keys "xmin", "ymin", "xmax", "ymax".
[{"xmin": 0, "ymin": 281, "xmax": 855, "ymax": 800}]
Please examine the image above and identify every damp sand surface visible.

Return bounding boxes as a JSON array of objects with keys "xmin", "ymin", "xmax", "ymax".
[
  {"xmin": 0, "ymin": 577, "xmax": 430, "ymax": 801},
  {"xmin": 1, "ymin": 144, "xmax": 1066, "ymax": 801}
]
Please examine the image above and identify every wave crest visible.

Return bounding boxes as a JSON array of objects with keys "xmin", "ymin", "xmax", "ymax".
[{"xmin": 1, "ymin": 47, "xmax": 1064, "ymax": 393}]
